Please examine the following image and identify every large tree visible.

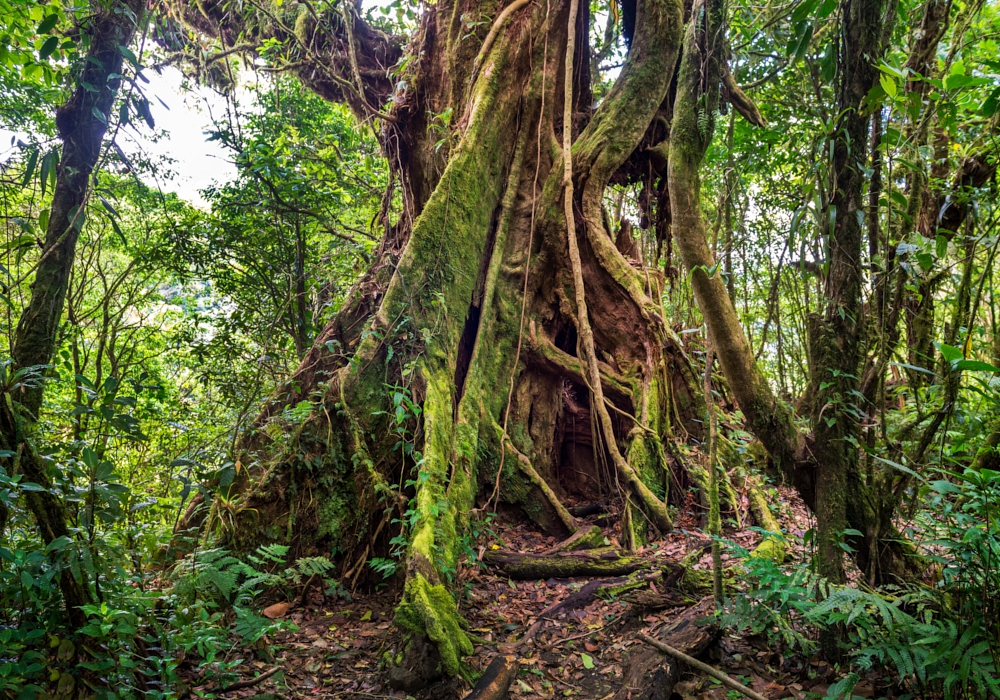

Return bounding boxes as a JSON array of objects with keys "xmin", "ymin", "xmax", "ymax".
[{"xmin": 162, "ymin": 0, "xmax": 994, "ymax": 686}]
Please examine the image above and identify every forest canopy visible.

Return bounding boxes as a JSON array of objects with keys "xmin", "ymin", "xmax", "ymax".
[{"xmin": 1, "ymin": 0, "xmax": 999, "ymax": 697}]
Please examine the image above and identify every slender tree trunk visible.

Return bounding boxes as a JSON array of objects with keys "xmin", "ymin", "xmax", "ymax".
[
  {"xmin": 1, "ymin": 0, "xmax": 145, "ymax": 629},
  {"xmin": 807, "ymin": 0, "xmax": 892, "ymax": 582}
]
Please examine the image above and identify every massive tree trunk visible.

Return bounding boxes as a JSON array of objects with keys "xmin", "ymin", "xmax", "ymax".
[{"xmin": 168, "ymin": 0, "xmax": 707, "ymax": 683}]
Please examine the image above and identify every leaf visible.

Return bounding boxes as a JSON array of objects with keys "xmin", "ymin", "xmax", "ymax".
[
  {"xmin": 954, "ymin": 360, "xmax": 1000, "ymax": 373},
  {"xmin": 118, "ymin": 45, "xmax": 140, "ymax": 69},
  {"xmin": 21, "ymin": 570, "xmax": 34, "ymax": 588},
  {"xmin": 45, "ymin": 536, "xmax": 74, "ymax": 553},
  {"xmin": 39, "ymin": 150, "xmax": 58, "ymax": 197},
  {"xmin": 581, "ymin": 653, "xmax": 595, "ymax": 669},
  {"xmin": 360, "ymin": 610, "xmax": 372, "ymax": 621},
  {"xmin": 936, "ymin": 343, "xmax": 963, "ymax": 363},
  {"xmin": 37, "ymin": 14, "xmax": 60, "ymax": 34},
  {"xmin": 888, "ymin": 361, "xmax": 936, "ymax": 376},
  {"xmin": 38, "ymin": 36, "xmax": 59, "ymax": 60},
  {"xmin": 133, "ymin": 96, "xmax": 154, "ymax": 129},
  {"xmin": 880, "ymin": 73, "xmax": 897, "ymax": 98},
  {"xmin": 872, "ymin": 455, "xmax": 924, "ymax": 482},
  {"xmin": 791, "ymin": 0, "xmax": 820, "ymax": 23},
  {"xmin": 262, "ymin": 602, "xmax": 291, "ymax": 619},
  {"xmin": 943, "ymin": 74, "xmax": 991, "ymax": 90},
  {"xmin": 935, "ymin": 235, "xmax": 947, "ymax": 259},
  {"xmin": 21, "ymin": 148, "xmax": 39, "ymax": 188}
]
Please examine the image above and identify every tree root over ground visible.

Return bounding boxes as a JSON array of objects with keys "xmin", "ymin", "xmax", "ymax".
[
  {"xmin": 606, "ymin": 597, "xmax": 718, "ymax": 700},
  {"xmin": 483, "ymin": 547, "xmax": 652, "ymax": 580}
]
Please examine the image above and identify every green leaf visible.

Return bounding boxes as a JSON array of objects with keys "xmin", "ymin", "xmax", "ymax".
[
  {"xmin": 791, "ymin": 0, "xmax": 820, "ymax": 24},
  {"xmin": 37, "ymin": 14, "xmax": 60, "ymax": 34},
  {"xmin": 581, "ymin": 653, "xmax": 595, "ymax": 669},
  {"xmin": 816, "ymin": 0, "xmax": 837, "ymax": 17},
  {"xmin": 40, "ymin": 150, "xmax": 57, "ymax": 197},
  {"xmin": 935, "ymin": 235, "xmax": 947, "ymax": 259},
  {"xmin": 943, "ymin": 74, "xmax": 991, "ymax": 90},
  {"xmin": 67, "ymin": 205, "xmax": 86, "ymax": 231},
  {"xmin": 888, "ymin": 361, "xmax": 936, "ymax": 376},
  {"xmin": 873, "ymin": 455, "xmax": 924, "ymax": 482},
  {"xmin": 954, "ymin": 360, "xmax": 1000, "ymax": 373},
  {"xmin": 880, "ymin": 73, "xmax": 897, "ymax": 98},
  {"xmin": 44, "ymin": 536, "xmax": 74, "ymax": 553},
  {"xmin": 21, "ymin": 570, "xmax": 34, "ymax": 588},
  {"xmin": 937, "ymin": 343, "xmax": 963, "ymax": 363},
  {"xmin": 118, "ymin": 45, "xmax": 140, "ymax": 69},
  {"xmin": 38, "ymin": 36, "xmax": 59, "ymax": 60},
  {"xmin": 21, "ymin": 148, "xmax": 39, "ymax": 188}
]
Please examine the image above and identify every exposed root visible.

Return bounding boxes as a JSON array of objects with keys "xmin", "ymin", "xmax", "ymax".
[
  {"xmin": 747, "ymin": 475, "xmax": 786, "ymax": 563},
  {"xmin": 470, "ymin": 0, "xmax": 533, "ymax": 86},
  {"xmin": 484, "ymin": 547, "xmax": 650, "ymax": 579},
  {"xmin": 638, "ymin": 633, "xmax": 769, "ymax": 700},
  {"xmin": 394, "ymin": 574, "xmax": 474, "ymax": 680},
  {"xmin": 499, "ymin": 429, "xmax": 578, "ymax": 532},
  {"xmin": 463, "ymin": 654, "xmax": 518, "ymax": 700},
  {"xmin": 544, "ymin": 524, "xmax": 605, "ymax": 553},
  {"xmin": 558, "ymin": 0, "xmax": 672, "ymax": 534},
  {"xmin": 610, "ymin": 597, "xmax": 717, "ymax": 700}
]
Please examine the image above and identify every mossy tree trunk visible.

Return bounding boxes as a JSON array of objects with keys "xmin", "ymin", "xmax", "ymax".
[
  {"xmin": 0, "ymin": 0, "xmax": 146, "ymax": 630},
  {"xmin": 170, "ymin": 0, "xmax": 707, "ymax": 683}
]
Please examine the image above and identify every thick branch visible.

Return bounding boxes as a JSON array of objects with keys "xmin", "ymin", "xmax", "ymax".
[
  {"xmin": 162, "ymin": 0, "xmax": 403, "ymax": 118},
  {"xmin": 668, "ymin": 7, "xmax": 810, "ymax": 503}
]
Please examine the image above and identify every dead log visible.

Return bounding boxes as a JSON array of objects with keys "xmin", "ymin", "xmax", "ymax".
[
  {"xmin": 610, "ymin": 597, "xmax": 718, "ymax": 700},
  {"xmin": 623, "ymin": 588, "xmax": 686, "ymax": 609},
  {"xmin": 543, "ymin": 525, "xmax": 605, "ymax": 554},
  {"xmin": 484, "ymin": 547, "xmax": 649, "ymax": 580},
  {"xmin": 463, "ymin": 654, "xmax": 518, "ymax": 700}
]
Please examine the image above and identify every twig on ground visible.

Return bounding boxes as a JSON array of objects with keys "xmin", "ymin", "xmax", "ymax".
[
  {"xmin": 208, "ymin": 666, "xmax": 281, "ymax": 694},
  {"xmin": 636, "ymin": 633, "xmax": 767, "ymax": 700}
]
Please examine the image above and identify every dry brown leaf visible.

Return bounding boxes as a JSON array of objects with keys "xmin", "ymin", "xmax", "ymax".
[{"xmin": 262, "ymin": 602, "xmax": 292, "ymax": 619}]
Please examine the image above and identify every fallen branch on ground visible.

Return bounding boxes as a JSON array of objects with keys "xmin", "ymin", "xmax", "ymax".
[
  {"xmin": 637, "ymin": 633, "xmax": 768, "ymax": 700},
  {"xmin": 484, "ymin": 547, "xmax": 650, "ymax": 579}
]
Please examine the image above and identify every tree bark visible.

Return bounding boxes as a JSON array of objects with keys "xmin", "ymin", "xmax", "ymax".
[
  {"xmin": 1, "ymin": 0, "xmax": 145, "ymax": 629},
  {"xmin": 808, "ymin": 0, "xmax": 893, "ymax": 582},
  {"xmin": 484, "ymin": 548, "xmax": 650, "ymax": 579}
]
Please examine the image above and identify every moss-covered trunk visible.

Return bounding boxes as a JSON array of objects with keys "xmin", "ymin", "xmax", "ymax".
[
  {"xmin": 0, "ymin": 0, "xmax": 145, "ymax": 629},
  {"xmin": 169, "ymin": 0, "xmax": 705, "ymax": 683}
]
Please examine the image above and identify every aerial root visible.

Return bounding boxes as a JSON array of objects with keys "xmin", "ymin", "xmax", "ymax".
[
  {"xmin": 462, "ymin": 654, "xmax": 518, "ymax": 700},
  {"xmin": 499, "ymin": 429, "xmax": 578, "ymax": 532}
]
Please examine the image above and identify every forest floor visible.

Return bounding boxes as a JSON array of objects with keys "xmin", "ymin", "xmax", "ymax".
[{"xmin": 195, "ymin": 486, "xmax": 893, "ymax": 700}]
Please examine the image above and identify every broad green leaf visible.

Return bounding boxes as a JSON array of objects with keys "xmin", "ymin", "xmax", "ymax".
[{"xmin": 880, "ymin": 73, "xmax": 897, "ymax": 98}]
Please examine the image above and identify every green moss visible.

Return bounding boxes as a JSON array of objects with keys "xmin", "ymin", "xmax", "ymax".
[
  {"xmin": 628, "ymin": 432, "xmax": 670, "ymax": 502},
  {"xmin": 552, "ymin": 525, "xmax": 605, "ymax": 552},
  {"xmin": 748, "ymin": 480, "xmax": 786, "ymax": 563},
  {"xmin": 394, "ymin": 574, "xmax": 473, "ymax": 677}
]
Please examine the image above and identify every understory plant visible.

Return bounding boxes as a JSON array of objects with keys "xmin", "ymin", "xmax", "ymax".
[{"xmin": 721, "ymin": 465, "xmax": 1000, "ymax": 699}]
